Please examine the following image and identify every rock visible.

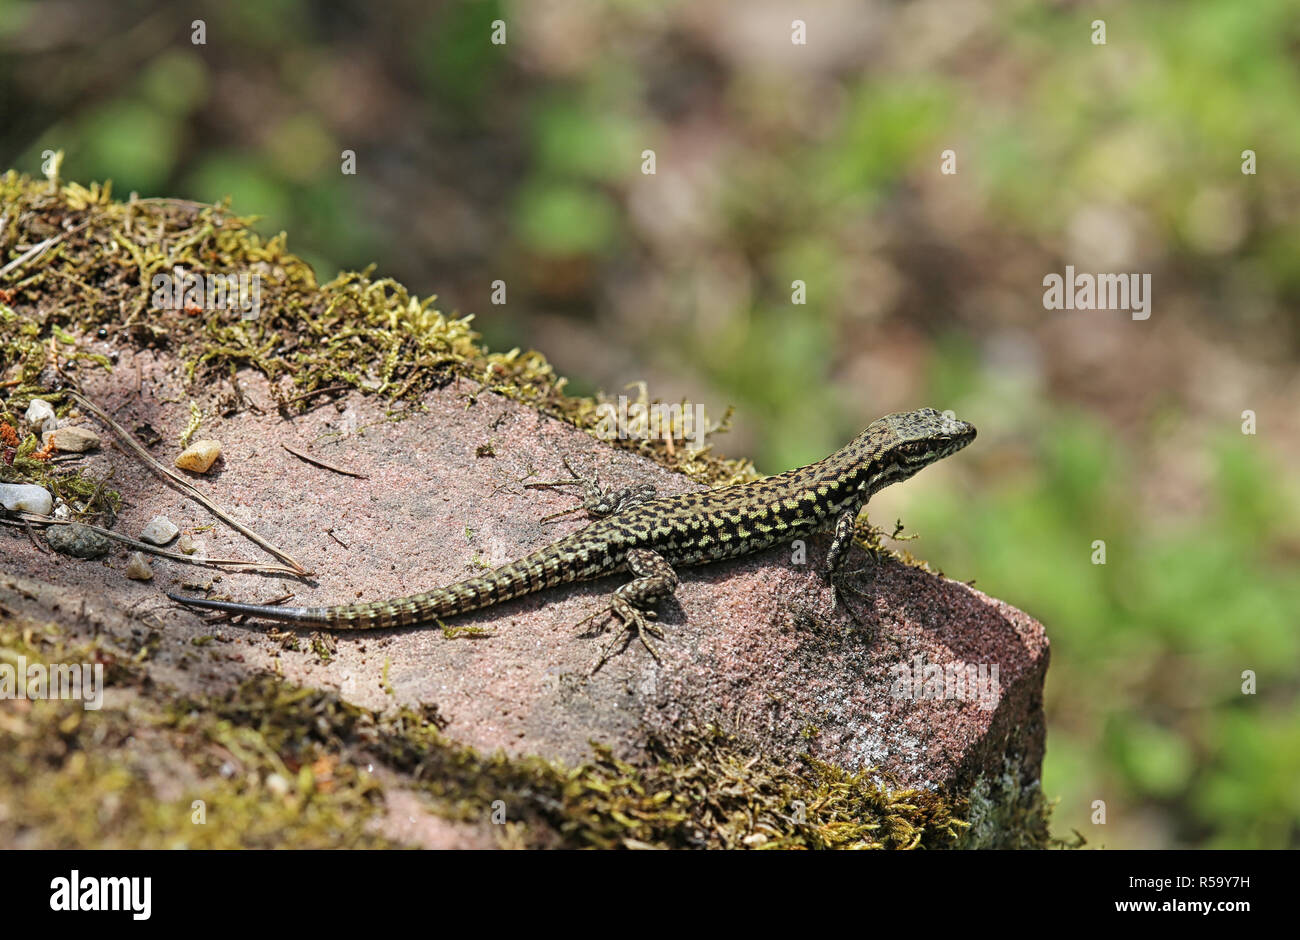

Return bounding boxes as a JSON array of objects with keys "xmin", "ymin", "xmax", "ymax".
[
  {"xmin": 42, "ymin": 426, "xmax": 101, "ymax": 453},
  {"xmin": 149, "ymin": 382, "xmax": 1053, "ymax": 810},
  {"xmin": 175, "ymin": 533, "xmax": 207, "ymax": 560},
  {"xmin": 24, "ymin": 399, "xmax": 56, "ymax": 432},
  {"xmin": 45, "ymin": 522, "xmax": 111, "ymax": 559},
  {"xmin": 0, "ymin": 483, "xmax": 53, "ymax": 515},
  {"xmin": 124, "ymin": 552, "xmax": 153, "ymax": 581},
  {"xmin": 4, "ymin": 367, "xmax": 1054, "ymax": 848},
  {"xmin": 139, "ymin": 515, "xmax": 179, "ymax": 546},
  {"xmin": 175, "ymin": 439, "xmax": 221, "ymax": 473}
]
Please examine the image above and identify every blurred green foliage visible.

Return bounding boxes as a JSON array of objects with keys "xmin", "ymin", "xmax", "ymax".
[{"xmin": 912, "ymin": 355, "xmax": 1300, "ymax": 847}]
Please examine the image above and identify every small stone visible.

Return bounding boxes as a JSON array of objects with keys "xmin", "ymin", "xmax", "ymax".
[
  {"xmin": 125, "ymin": 552, "xmax": 153, "ymax": 581},
  {"xmin": 177, "ymin": 533, "xmax": 197, "ymax": 554},
  {"xmin": 140, "ymin": 515, "xmax": 179, "ymax": 546},
  {"xmin": 24, "ymin": 399, "xmax": 56, "ymax": 432},
  {"xmin": 265, "ymin": 773, "xmax": 290, "ymax": 798},
  {"xmin": 46, "ymin": 522, "xmax": 111, "ymax": 559},
  {"xmin": 42, "ymin": 426, "xmax": 101, "ymax": 453},
  {"xmin": 175, "ymin": 439, "xmax": 221, "ymax": 473},
  {"xmin": 0, "ymin": 483, "xmax": 53, "ymax": 515},
  {"xmin": 53, "ymin": 503, "xmax": 71, "ymax": 520}
]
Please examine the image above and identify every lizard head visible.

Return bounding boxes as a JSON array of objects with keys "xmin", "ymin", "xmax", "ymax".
[
  {"xmin": 886, "ymin": 407, "xmax": 975, "ymax": 455},
  {"xmin": 872, "ymin": 408, "xmax": 976, "ymax": 483},
  {"xmin": 838, "ymin": 408, "xmax": 975, "ymax": 498}
]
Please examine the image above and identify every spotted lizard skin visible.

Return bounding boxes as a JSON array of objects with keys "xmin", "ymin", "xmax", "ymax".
[{"xmin": 169, "ymin": 408, "xmax": 975, "ymax": 639}]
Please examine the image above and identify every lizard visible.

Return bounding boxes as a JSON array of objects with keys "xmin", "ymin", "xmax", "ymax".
[{"xmin": 168, "ymin": 407, "xmax": 976, "ymax": 666}]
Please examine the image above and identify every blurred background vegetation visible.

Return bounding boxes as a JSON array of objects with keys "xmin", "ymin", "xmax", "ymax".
[{"xmin": 2, "ymin": 0, "xmax": 1297, "ymax": 848}]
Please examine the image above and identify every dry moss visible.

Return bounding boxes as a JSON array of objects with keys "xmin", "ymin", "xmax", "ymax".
[
  {"xmin": 0, "ymin": 612, "xmax": 393, "ymax": 848},
  {"xmin": 0, "ymin": 608, "xmax": 972, "ymax": 849},
  {"xmin": 0, "ymin": 168, "xmax": 753, "ymax": 486}
]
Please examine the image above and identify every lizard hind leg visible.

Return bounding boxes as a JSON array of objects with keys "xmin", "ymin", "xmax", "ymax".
[{"xmin": 576, "ymin": 548, "xmax": 679, "ymax": 671}]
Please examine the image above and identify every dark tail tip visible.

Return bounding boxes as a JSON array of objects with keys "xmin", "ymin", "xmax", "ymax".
[{"xmin": 166, "ymin": 592, "xmax": 310, "ymax": 623}]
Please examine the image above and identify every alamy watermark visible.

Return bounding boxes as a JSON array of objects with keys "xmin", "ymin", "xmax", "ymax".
[
  {"xmin": 593, "ymin": 395, "xmax": 709, "ymax": 449},
  {"xmin": 49, "ymin": 870, "xmax": 150, "ymax": 920},
  {"xmin": 1043, "ymin": 266, "xmax": 1151, "ymax": 320},
  {"xmin": 0, "ymin": 656, "xmax": 104, "ymax": 710},
  {"xmin": 889, "ymin": 654, "xmax": 1000, "ymax": 710},
  {"xmin": 152, "ymin": 265, "xmax": 262, "ymax": 320}
]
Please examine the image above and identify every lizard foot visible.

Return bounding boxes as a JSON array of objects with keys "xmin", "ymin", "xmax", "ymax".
[
  {"xmin": 829, "ymin": 562, "xmax": 877, "ymax": 630},
  {"xmin": 577, "ymin": 598, "xmax": 665, "ymax": 672}
]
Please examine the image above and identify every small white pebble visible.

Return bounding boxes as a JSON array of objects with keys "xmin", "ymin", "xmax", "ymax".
[
  {"xmin": 24, "ymin": 399, "xmax": 56, "ymax": 432},
  {"xmin": 177, "ymin": 533, "xmax": 197, "ymax": 554},
  {"xmin": 125, "ymin": 552, "xmax": 154, "ymax": 581},
  {"xmin": 0, "ymin": 483, "xmax": 53, "ymax": 515},
  {"xmin": 175, "ymin": 439, "xmax": 221, "ymax": 473},
  {"xmin": 265, "ymin": 774, "xmax": 290, "ymax": 797},
  {"xmin": 140, "ymin": 515, "xmax": 179, "ymax": 546}
]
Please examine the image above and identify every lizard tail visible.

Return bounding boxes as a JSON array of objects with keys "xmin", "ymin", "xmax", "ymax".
[
  {"xmin": 166, "ymin": 593, "xmax": 321, "ymax": 624},
  {"xmin": 166, "ymin": 587, "xmax": 467, "ymax": 630},
  {"xmin": 168, "ymin": 531, "xmax": 615, "ymax": 631}
]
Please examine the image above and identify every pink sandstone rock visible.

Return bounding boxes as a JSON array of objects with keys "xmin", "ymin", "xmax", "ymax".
[{"xmin": 1, "ymin": 344, "xmax": 1048, "ymax": 802}]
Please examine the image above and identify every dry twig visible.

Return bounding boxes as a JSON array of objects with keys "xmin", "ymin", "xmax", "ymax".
[
  {"xmin": 281, "ymin": 442, "xmax": 368, "ymax": 479},
  {"xmin": 65, "ymin": 389, "xmax": 312, "ymax": 576},
  {"xmin": 4, "ymin": 515, "xmax": 304, "ymax": 576}
]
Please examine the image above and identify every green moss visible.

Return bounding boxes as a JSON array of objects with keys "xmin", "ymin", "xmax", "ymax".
[
  {"xmin": 0, "ymin": 169, "xmax": 753, "ymax": 488},
  {"xmin": 958, "ymin": 758, "xmax": 1055, "ymax": 849},
  {"xmin": 0, "ymin": 389, "xmax": 122, "ymax": 524},
  {"xmin": 309, "ymin": 632, "xmax": 336, "ymax": 664},
  {"xmin": 1, "ymin": 607, "xmax": 975, "ymax": 849},
  {"xmin": 0, "ymin": 613, "xmax": 393, "ymax": 849},
  {"xmin": 178, "ymin": 400, "xmax": 202, "ymax": 447}
]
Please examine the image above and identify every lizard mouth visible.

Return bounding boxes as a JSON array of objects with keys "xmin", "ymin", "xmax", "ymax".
[{"xmin": 898, "ymin": 429, "xmax": 974, "ymax": 464}]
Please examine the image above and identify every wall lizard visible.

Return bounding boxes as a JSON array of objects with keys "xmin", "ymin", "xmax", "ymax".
[{"xmin": 169, "ymin": 408, "xmax": 975, "ymax": 665}]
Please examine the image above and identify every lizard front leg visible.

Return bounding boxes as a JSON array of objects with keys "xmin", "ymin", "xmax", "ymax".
[
  {"xmin": 826, "ymin": 507, "xmax": 873, "ymax": 624},
  {"xmin": 826, "ymin": 508, "xmax": 857, "ymax": 575},
  {"xmin": 578, "ymin": 548, "xmax": 679, "ymax": 670}
]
